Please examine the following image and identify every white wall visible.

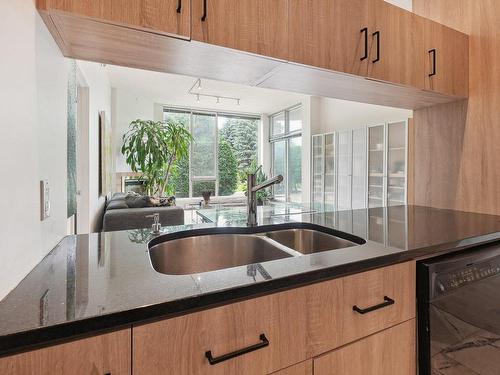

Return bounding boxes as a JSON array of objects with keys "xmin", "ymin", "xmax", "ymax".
[
  {"xmin": 316, "ymin": 97, "xmax": 413, "ymax": 135},
  {"xmin": 77, "ymin": 61, "xmax": 112, "ymax": 232},
  {"xmin": 0, "ymin": 0, "xmax": 69, "ymax": 300},
  {"xmin": 112, "ymin": 89, "xmax": 155, "ymax": 173},
  {"xmin": 385, "ymin": 0, "xmax": 412, "ymax": 11}
]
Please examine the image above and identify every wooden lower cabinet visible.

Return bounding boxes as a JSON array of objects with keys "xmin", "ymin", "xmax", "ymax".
[
  {"xmin": 0, "ymin": 329, "xmax": 131, "ymax": 375},
  {"xmin": 314, "ymin": 319, "xmax": 416, "ymax": 375},
  {"xmin": 307, "ymin": 261, "xmax": 415, "ymax": 356},
  {"xmin": 132, "ymin": 287, "xmax": 308, "ymax": 375},
  {"xmin": 270, "ymin": 360, "xmax": 313, "ymax": 375}
]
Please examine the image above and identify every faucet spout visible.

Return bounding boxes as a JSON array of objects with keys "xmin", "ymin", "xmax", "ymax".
[
  {"xmin": 247, "ymin": 172, "xmax": 283, "ymax": 226},
  {"xmin": 251, "ymin": 175, "xmax": 283, "ymax": 193}
]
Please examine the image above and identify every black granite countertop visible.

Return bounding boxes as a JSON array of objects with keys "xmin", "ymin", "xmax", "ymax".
[{"xmin": 2, "ymin": 205, "xmax": 500, "ymax": 356}]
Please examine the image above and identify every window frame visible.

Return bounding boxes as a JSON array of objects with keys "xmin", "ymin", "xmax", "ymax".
[
  {"xmin": 163, "ymin": 106, "xmax": 261, "ymax": 198},
  {"xmin": 269, "ymin": 104, "xmax": 303, "ymax": 202}
]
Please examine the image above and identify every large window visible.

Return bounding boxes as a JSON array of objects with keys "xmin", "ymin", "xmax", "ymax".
[
  {"xmin": 164, "ymin": 108, "xmax": 259, "ymax": 198},
  {"xmin": 270, "ymin": 105, "xmax": 303, "ymax": 203}
]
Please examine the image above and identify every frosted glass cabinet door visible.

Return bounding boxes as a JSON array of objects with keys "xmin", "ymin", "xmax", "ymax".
[
  {"xmin": 352, "ymin": 128, "xmax": 367, "ymax": 209},
  {"xmin": 387, "ymin": 121, "xmax": 407, "ymax": 206},
  {"xmin": 324, "ymin": 133, "xmax": 336, "ymax": 208},
  {"xmin": 368, "ymin": 125, "xmax": 385, "ymax": 208},
  {"xmin": 312, "ymin": 134, "xmax": 324, "ymax": 206},
  {"xmin": 336, "ymin": 131, "xmax": 352, "ymax": 210}
]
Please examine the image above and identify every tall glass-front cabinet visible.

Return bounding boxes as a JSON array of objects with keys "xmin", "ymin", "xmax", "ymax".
[
  {"xmin": 368, "ymin": 121, "xmax": 408, "ymax": 207},
  {"xmin": 311, "ymin": 120, "xmax": 407, "ymax": 210},
  {"xmin": 312, "ymin": 133, "xmax": 336, "ymax": 210},
  {"xmin": 312, "ymin": 134, "xmax": 325, "ymax": 208}
]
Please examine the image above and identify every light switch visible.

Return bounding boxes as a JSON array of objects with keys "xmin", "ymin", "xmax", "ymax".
[{"xmin": 40, "ymin": 180, "xmax": 50, "ymax": 221}]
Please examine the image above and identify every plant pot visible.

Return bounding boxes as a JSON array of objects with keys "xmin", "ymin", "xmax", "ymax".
[{"xmin": 202, "ymin": 191, "xmax": 212, "ymax": 208}]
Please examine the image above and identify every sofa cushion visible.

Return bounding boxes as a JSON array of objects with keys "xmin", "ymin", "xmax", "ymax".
[
  {"xmin": 106, "ymin": 200, "xmax": 129, "ymax": 210},
  {"xmin": 125, "ymin": 194, "xmax": 153, "ymax": 208}
]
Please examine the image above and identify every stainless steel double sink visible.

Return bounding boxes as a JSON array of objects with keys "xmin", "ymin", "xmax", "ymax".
[{"xmin": 148, "ymin": 224, "xmax": 366, "ymax": 276}]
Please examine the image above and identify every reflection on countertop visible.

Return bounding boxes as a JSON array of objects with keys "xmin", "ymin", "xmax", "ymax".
[{"xmin": 1, "ymin": 205, "xmax": 500, "ymax": 355}]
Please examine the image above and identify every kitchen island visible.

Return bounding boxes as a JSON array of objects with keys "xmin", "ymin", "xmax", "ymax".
[{"xmin": 1, "ymin": 205, "xmax": 500, "ymax": 374}]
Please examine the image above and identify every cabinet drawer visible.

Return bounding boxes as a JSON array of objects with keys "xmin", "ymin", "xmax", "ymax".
[
  {"xmin": 133, "ymin": 287, "xmax": 308, "ymax": 375},
  {"xmin": 0, "ymin": 329, "xmax": 131, "ymax": 375},
  {"xmin": 342, "ymin": 261, "xmax": 415, "ymax": 343},
  {"xmin": 307, "ymin": 261, "xmax": 415, "ymax": 355},
  {"xmin": 314, "ymin": 319, "xmax": 416, "ymax": 375}
]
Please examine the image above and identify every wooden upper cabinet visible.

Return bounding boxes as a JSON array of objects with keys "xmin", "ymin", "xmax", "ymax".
[
  {"xmin": 367, "ymin": 0, "xmax": 425, "ymax": 89},
  {"xmin": 37, "ymin": 0, "xmax": 191, "ymax": 39},
  {"xmin": 191, "ymin": 0, "xmax": 289, "ymax": 60},
  {"xmin": 288, "ymin": 0, "xmax": 369, "ymax": 76},
  {"xmin": 0, "ymin": 329, "xmax": 131, "ymax": 375},
  {"xmin": 422, "ymin": 18, "xmax": 469, "ymax": 97}
]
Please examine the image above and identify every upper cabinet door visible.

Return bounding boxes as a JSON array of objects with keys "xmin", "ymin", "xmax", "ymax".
[
  {"xmin": 288, "ymin": 0, "xmax": 369, "ymax": 76},
  {"xmin": 37, "ymin": 0, "xmax": 191, "ymax": 39},
  {"xmin": 423, "ymin": 19, "xmax": 469, "ymax": 97},
  {"xmin": 191, "ymin": 0, "xmax": 289, "ymax": 60},
  {"xmin": 367, "ymin": 0, "xmax": 425, "ymax": 88}
]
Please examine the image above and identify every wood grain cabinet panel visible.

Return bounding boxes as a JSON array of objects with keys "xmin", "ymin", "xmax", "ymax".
[
  {"xmin": 306, "ymin": 261, "xmax": 415, "ymax": 356},
  {"xmin": 288, "ymin": 0, "xmax": 369, "ymax": 76},
  {"xmin": 0, "ymin": 329, "xmax": 131, "ymax": 375},
  {"xmin": 367, "ymin": 0, "xmax": 425, "ymax": 89},
  {"xmin": 269, "ymin": 360, "xmax": 312, "ymax": 375},
  {"xmin": 37, "ymin": 0, "xmax": 191, "ymax": 38},
  {"xmin": 422, "ymin": 19, "xmax": 469, "ymax": 97},
  {"xmin": 340, "ymin": 260, "xmax": 415, "ymax": 344},
  {"xmin": 314, "ymin": 319, "xmax": 416, "ymax": 375},
  {"xmin": 191, "ymin": 0, "xmax": 289, "ymax": 60},
  {"xmin": 133, "ymin": 287, "xmax": 308, "ymax": 375}
]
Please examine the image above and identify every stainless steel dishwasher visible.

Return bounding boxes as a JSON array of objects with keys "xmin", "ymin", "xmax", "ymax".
[{"xmin": 417, "ymin": 243, "xmax": 500, "ymax": 375}]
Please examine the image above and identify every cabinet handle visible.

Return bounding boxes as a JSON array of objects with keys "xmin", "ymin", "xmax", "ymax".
[
  {"xmin": 372, "ymin": 31, "xmax": 380, "ymax": 63},
  {"xmin": 360, "ymin": 27, "xmax": 368, "ymax": 61},
  {"xmin": 353, "ymin": 296, "xmax": 394, "ymax": 314},
  {"xmin": 205, "ymin": 334, "xmax": 269, "ymax": 365},
  {"xmin": 176, "ymin": 0, "xmax": 181, "ymax": 13},
  {"xmin": 201, "ymin": 0, "xmax": 207, "ymax": 21},
  {"xmin": 428, "ymin": 48, "xmax": 437, "ymax": 77}
]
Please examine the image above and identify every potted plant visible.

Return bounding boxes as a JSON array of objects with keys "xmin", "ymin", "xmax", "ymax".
[{"xmin": 121, "ymin": 119, "xmax": 193, "ymax": 197}]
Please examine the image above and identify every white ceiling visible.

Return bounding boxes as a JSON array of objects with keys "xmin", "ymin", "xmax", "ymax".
[{"xmin": 105, "ymin": 64, "xmax": 308, "ymax": 115}]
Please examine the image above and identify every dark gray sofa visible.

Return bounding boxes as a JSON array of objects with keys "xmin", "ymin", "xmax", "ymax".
[{"xmin": 102, "ymin": 193, "xmax": 184, "ymax": 232}]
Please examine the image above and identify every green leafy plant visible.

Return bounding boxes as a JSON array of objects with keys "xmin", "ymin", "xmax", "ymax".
[
  {"xmin": 244, "ymin": 161, "xmax": 272, "ymax": 205},
  {"xmin": 121, "ymin": 119, "xmax": 193, "ymax": 197}
]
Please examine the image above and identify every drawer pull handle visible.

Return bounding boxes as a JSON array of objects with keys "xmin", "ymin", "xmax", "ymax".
[
  {"xmin": 205, "ymin": 333, "xmax": 269, "ymax": 365},
  {"xmin": 372, "ymin": 30, "xmax": 380, "ymax": 63},
  {"xmin": 353, "ymin": 296, "xmax": 395, "ymax": 314},
  {"xmin": 360, "ymin": 27, "xmax": 368, "ymax": 61},
  {"xmin": 429, "ymin": 48, "xmax": 437, "ymax": 77},
  {"xmin": 201, "ymin": 0, "xmax": 207, "ymax": 21},
  {"xmin": 176, "ymin": 0, "xmax": 181, "ymax": 13}
]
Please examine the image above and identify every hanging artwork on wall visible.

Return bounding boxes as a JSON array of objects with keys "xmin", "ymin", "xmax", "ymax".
[{"xmin": 98, "ymin": 111, "xmax": 113, "ymax": 197}]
